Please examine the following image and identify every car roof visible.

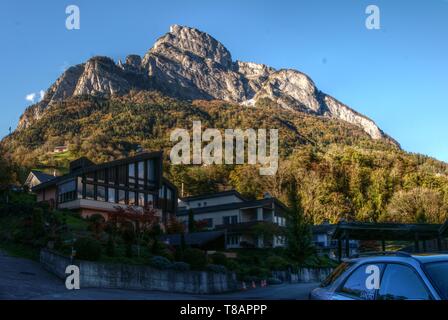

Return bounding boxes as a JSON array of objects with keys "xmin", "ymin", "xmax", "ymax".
[
  {"xmin": 410, "ymin": 253, "xmax": 448, "ymax": 264},
  {"xmin": 349, "ymin": 253, "xmax": 448, "ymax": 265}
]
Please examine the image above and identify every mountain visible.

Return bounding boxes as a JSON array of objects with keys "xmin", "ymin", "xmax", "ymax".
[
  {"xmin": 17, "ymin": 25, "xmax": 393, "ymax": 144},
  {"xmin": 7, "ymin": 25, "xmax": 448, "ymax": 224}
]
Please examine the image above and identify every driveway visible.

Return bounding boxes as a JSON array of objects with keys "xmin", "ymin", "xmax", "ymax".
[{"xmin": 0, "ymin": 251, "xmax": 317, "ymax": 300}]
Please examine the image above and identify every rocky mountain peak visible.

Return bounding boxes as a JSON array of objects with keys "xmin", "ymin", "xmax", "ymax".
[
  {"xmin": 150, "ymin": 24, "xmax": 233, "ymax": 69},
  {"xmin": 16, "ymin": 25, "xmax": 395, "ymax": 145}
]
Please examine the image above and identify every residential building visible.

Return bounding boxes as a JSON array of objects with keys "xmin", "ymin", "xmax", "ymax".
[
  {"xmin": 177, "ymin": 190, "xmax": 287, "ymax": 249},
  {"xmin": 24, "ymin": 170, "xmax": 57, "ymax": 190},
  {"xmin": 31, "ymin": 152, "xmax": 177, "ymax": 226},
  {"xmin": 53, "ymin": 146, "xmax": 68, "ymax": 153},
  {"xmin": 312, "ymin": 222, "xmax": 358, "ymax": 259}
]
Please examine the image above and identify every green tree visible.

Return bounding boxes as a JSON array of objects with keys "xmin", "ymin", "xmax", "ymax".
[
  {"xmin": 188, "ymin": 209, "xmax": 196, "ymax": 233},
  {"xmin": 285, "ymin": 181, "xmax": 314, "ymax": 263}
]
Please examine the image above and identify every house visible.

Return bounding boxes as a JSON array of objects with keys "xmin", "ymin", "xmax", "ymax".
[
  {"xmin": 312, "ymin": 222, "xmax": 358, "ymax": 259},
  {"xmin": 53, "ymin": 146, "xmax": 68, "ymax": 153},
  {"xmin": 24, "ymin": 170, "xmax": 57, "ymax": 190},
  {"xmin": 177, "ymin": 190, "xmax": 287, "ymax": 249},
  {"xmin": 31, "ymin": 152, "xmax": 178, "ymax": 227}
]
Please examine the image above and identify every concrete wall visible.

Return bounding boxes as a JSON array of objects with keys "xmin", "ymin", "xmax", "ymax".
[
  {"xmin": 40, "ymin": 249, "xmax": 238, "ymax": 294},
  {"xmin": 272, "ymin": 268, "xmax": 334, "ymax": 283}
]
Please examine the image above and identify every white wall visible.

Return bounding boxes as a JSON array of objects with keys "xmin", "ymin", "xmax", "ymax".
[
  {"xmin": 178, "ymin": 208, "xmax": 241, "ymax": 229},
  {"xmin": 181, "ymin": 194, "xmax": 244, "ymax": 209}
]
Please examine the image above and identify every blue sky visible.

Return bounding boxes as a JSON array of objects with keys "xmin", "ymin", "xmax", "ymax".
[{"xmin": 0, "ymin": 0, "xmax": 447, "ymax": 161}]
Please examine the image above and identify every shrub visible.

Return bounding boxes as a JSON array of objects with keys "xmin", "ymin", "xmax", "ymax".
[
  {"xmin": 210, "ymin": 252, "xmax": 228, "ymax": 267},
  {"xmin": 226, "ymin": 259, "xmax": 240, "ymax": 271},
  {"xmin": 171, "ymin": 262, "xmax": 191, "ymax": 271},
  {"xmin": 267, "ymin": 277, "xmax": 283, "ymax": 285},
  {"xmin": 74, "ymin": 237, "xmax": 102, "ymax": 261},
  {"xmin": 266, "ymin": 255, "xmax": 290, "ymax": 271},
  {"xmin": 105, "ymin": 237, "xmax": 115, "ymax": 257},
  {"xmin": 247, "ymin": 266, "xmax": 270, "ymax": 278},
  {"xmin": 182, "ymin": 248, "xmax": 207, "ymax": 270},
  {"xmin": 207, "ymin": 264, "xmax": 227, "ymax": 274},
  {"xmin": 150, "ymin": 255, "xmax": 173, "ymax": 270}
]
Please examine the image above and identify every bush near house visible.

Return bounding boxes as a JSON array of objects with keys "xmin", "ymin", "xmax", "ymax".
[
  {"xmin": 171, "ymin": 261, "xmax": 190, "ymax": 271},
  {"xmin": 182, "ymin": 248, "xmax": 207, "ymax": 270},
  {"xmin": 150, "ymin": 255, "xmax": 173, "ymax": 270},
  {"xmin": 74, "ymin": 237, "xmax": 102, "ymax": 261}
]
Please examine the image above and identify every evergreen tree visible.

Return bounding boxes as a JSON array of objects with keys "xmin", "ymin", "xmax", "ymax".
[
  {"xmin": 188, "ymin": 209, "xmax": 196, "ymax": 233},
  {"xmin": 285, "ymin": 180, "xmax": 314, "ymax": 263}
]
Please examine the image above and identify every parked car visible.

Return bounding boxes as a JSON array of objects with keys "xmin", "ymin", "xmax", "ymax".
[{"xmin": 310, "ymin": 252, "xmax": 448, "ymax": 300}]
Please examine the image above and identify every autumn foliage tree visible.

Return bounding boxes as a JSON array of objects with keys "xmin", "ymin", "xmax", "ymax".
[{"xmin": 108, "ymin": 204, "xmax": 160, "ymax": 257}]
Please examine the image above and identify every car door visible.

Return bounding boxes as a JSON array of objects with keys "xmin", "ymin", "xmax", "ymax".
[
  {"xmin": 376, "ymin": 263, "xmax": 433, "ymax": 300},
  {"xmin": 332, "ymin": 263, "xmax": 384, "ymax": 300}
]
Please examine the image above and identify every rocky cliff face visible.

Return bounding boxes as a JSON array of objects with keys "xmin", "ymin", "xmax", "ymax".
[{"xmin": 17, "ymin": 25, "xmax": 391, "ymax": 142}]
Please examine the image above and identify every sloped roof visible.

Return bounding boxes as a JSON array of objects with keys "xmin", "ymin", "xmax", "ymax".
[
  {"xmin": 180, "ymin": 190, "xmax": 246, "ymax": 202},
  {"xmin": 30, "ymin": 171, "xmax": 56, "ymax": 184}
]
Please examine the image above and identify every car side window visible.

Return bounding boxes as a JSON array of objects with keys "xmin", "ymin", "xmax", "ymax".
[
  {"xmin": 320, "ymin": 262, "xmax": 352, "ymax": 288},
  {"xmin": 337, "ymin": 263, "xmax": 384, "ymax": 300},
  {"xmin": 377, "ymin": 264, "xmax": 431, "ymax": 300}
]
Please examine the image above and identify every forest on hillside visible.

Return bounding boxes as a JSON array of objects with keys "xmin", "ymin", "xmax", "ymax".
[{"xmin": 2, "ymin": 91, "xmax": 448, "ymax": 224}]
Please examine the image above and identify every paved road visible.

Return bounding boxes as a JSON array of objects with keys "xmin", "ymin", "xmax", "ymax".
[{"xmin": 0, "ymin": 251, "xmax": 317, "ymax": 300}]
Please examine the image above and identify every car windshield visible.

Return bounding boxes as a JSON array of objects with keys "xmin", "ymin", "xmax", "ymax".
[
  {"xmin": 320, "ymin": 262, "xmax": 352, "ymax": 287},
  {"xmin": 424, "ymin": 261, "xmax": 448, "ymax": 299}
]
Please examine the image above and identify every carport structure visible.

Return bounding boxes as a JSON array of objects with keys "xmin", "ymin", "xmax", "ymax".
[{"xmin": 332, "ymin": 221, "xmax": 448, "ymax": 261}]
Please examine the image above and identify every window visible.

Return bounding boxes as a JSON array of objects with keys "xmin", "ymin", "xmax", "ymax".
[
  {"xmin": 58, "ymin": 180, "xmax": 76, "ymax": 203},
  {"xmin": 158, "ymin": 186, "xmax": 165, "ymax": 208},
  {"xmin": 147, "ymin": 193, "xmax": 154, "ymax": 206},
  {"xmin": 128, "ymin": 163, "xmax": 135, "ymax": 185},
  {"xmin": 223, "ymin": 215, "xmax": 238, "ymax": 225},
  {"xmin": 97, "ymin": 170, "xmax": 105, "ymax": 184},
  {"xmin": 424, "ymin": 262, "xmax": 448, "ymax": 300},
  {"xmin": 97, "ymin": 186, "xmax": 106, "ymax": 201},
  {"xmin": 77, "ymin": 177, "xmax": 83, "ymax": 199},
  {"xmin": 166, "ymin": 187, "xmax": 174, "ymax": 212},
  {"xmin": 338, "ymin": 264, "xmax": 384, "ymax": 300},
  {"xmin": 226, "ymin": 234, "xmax": 240, "ymax": 246},
  {"xmin": 85, "ymin": 184, "xmax": 94, "ymax": 200},
  {"xmin": 138, "ymin": 161, "xmax": 144, "ymax": 186},
  {"xmin": 86, "ymin": 172, "xmax": 94, "ymax": 183},
  {"xmin": 377, "ymin": 264, "xmax": 431, "ymax": 300},
  {"xmin": 118, "ymin": 189, "xmax": 126, "ymax": 204},
  {"xmin": 108, "ymin": 167, "xmax": 116, "ymax": 185},
  {"xmin": 108, "ymin": 188, "xmax": 116, "ymax": 203},
  {"xmin": 147, "ymin": 159, "xmax": 156, "ymax": 182},
  {"xmin": 138, "ymin": 193, "xmax": 145, "ymax": 207},
  {"xmin": 118, "ymin": 165, "xmax": 127, "ymax": 186},
  {"xmin": 321, "ymin": 262, "xmax": 352, "ymax": 288},
  {"xmin": 128, "ymin": 191, "xmax": 136, "ymax": 205}
]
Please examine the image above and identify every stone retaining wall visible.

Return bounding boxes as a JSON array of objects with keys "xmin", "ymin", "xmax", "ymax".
[{"xmin": 40, "ymin": 249, "xmax": 238, "ymax": 294}]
